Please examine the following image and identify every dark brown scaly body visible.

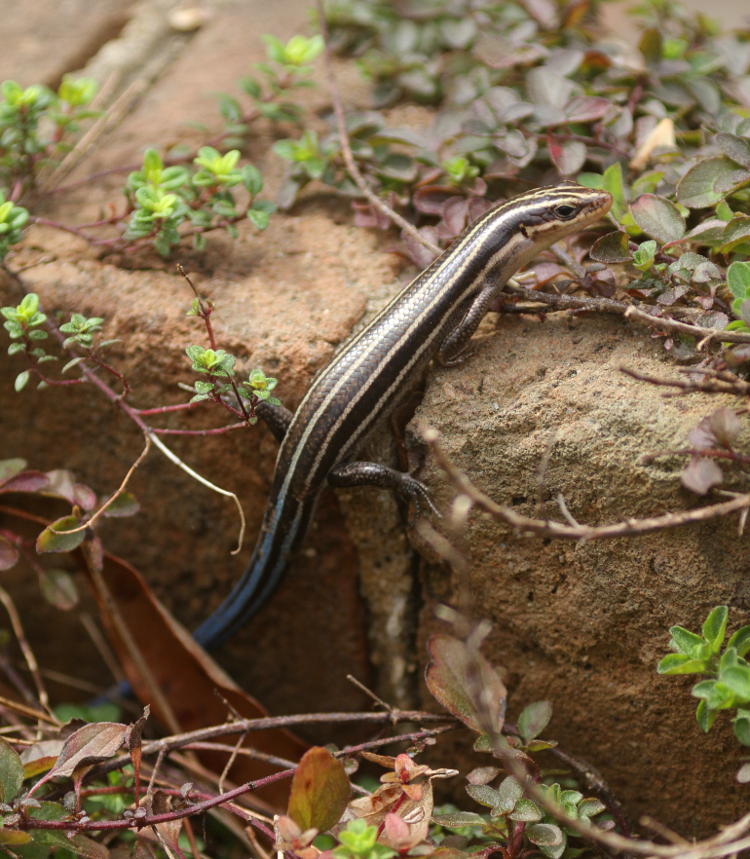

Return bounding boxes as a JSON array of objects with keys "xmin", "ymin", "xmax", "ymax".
[{"xmin": 193, "ymin": 183, "xmax": 612, "ymax": 648}]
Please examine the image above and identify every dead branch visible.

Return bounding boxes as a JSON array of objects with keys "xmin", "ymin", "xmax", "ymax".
[{"xmin": 421, "ymin": 427, "xmax": 750, "ymax": 540}]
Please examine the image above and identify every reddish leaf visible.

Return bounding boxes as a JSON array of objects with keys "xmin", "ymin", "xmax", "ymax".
[
  {"xmin": 76, "ymin": 543, "xmax": 306, "ymax": 806},
  {"xmin": 44, "ymin": 470, "xmax": 97, "ymax": 511},
  {"xmin": 425, "ymin": 634, "xmax": 506, "ymax": 734},
  {"xmin": 564, "ymin": 95, "xmax": 611, "ymax": 123},
  {"xmin": 288, "ymin": 746, "xmax": 350, "ymax": 832},
  {"xmin": 547, "ymin": 137, "xmax": 586, "ymax": 176},
  {"xmin": 681, "ymin": 457, "xmax": 723, "ymax": 495},
  {"xmin": 0, "ymin": 534, "xmax": 19, "ymax": 570},
  {"xmin": 708, "ymin": 408, "xmax": 741, "ymax": 448},
  {"xmin": 0, "ymin": 504, "xmax": 306, "ymax": 808},
  {"xmin": 0, "ymin": 469, "xmax": 50, "ymax": 495},
  {"xmin": 33, "ymin": 722, "xmax": 127, "ymax": 791}
]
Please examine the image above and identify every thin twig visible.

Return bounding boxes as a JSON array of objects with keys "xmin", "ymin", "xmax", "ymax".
[
  {"xmin": 50, "ymin": 434, "xmax": 151, "ymax": 535},
  {"xmin": 505, "ymin": 284, "xmax": 750, "ymax": 345},
  {"xmin": 421, "ymin": 426, "xmax": 750, "ymax": 540},
  {"xmin": 0, "ymin": 586, "xmax": 55, "ymax": 722},
  {"xmin": 0, "ymin": 693, "xmax": 58, "ymax": 725},
  {"xmin": 93, "ymin": 712, "xmax": 452, "ymax": 779}
]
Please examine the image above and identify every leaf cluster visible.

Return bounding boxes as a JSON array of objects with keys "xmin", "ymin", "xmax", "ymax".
[
  {"xmin": 124, "ymin": 147, "xmax": 274, "ymax": 256},
  {"xmin": 0, "ymin": 76, "xmax": 98, "ymax": 194},
  {"xmin": 220, "ymin": 33, "xmax": 324, "ymax": 141},
  {"xmin": 185, "ymin": 344, "xmax": 280, "ymax": 420},
  {"xmin": 658, "ymin": 605, "xmax": 750, "ymax": 747}
]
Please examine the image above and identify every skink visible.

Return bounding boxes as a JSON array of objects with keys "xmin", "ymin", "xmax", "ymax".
[{"xmin": 193, "ymin": 182, "xmax": 612, "ymax": 650}]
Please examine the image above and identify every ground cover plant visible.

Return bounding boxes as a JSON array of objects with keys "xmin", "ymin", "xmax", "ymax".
[{"xmin": 1, "ymin": 0, "xmax": 750, "ymax": 855}]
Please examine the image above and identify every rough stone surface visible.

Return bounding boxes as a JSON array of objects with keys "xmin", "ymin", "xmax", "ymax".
[{"xmin": 410, "ymin": 313, "xmax": 749, "ymax": 834}]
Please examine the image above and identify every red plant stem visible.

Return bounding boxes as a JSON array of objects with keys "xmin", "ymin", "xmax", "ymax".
[
  {"xmin": 21, "ymin": 767, "xmax": 290, "ymax": 834},
  {"xmin": 23, "ymin": 725, "xmax": 452, "ymax": 835},
  {"xmin": 133, "ymin": 401, "xmax": 205, "ymax": 415},
  {"xmin": 148, "ymin": 422, "xmax": 248, "ymax": 436}
]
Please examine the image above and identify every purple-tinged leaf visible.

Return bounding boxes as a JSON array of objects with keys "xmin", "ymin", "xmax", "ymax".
[
  {"xmin": 425, "ymin": 634, "xmax": 507, "ymax": 734},
  {"xmin": 630, "ymin": 194, "xmax": 685, "ymax": 243},
  {"xmin": 681, "ymin": 457, "xmax": 723, "ymax": 495},
  {"xmin": 0, "ymin": 534, "xmax": 19, "ymax": 570},
  {"xmin": 287, "ymin": 746, "xmax": 350, "ymax": 833},
  {"xmin": 526, "ymin": 67, "xmax": 574, "ymax": 109},
  {"xmin": 32, "ymin": 722, "xmax": 127, "ymax": 791},
  {"xmin": 564, "ymin": 95, "xmax": 610, "ymax": 123},
  {"xmin": 413, "ymin": 186, "xmax": 455, "ymax": 215},
  {"xmin": 708, "ymin": 408, "xmax": 741, "ymax": 448},
  {"xmin": 43, "ymin": 470, "xmax": 97, "ymax": 510},
  {"xmin": 0, "ymin": 470, "xmax": 50, "ymax": 495},
  {"xmin": 466, "ymin": 765, "xmax": 500, "ymax": 785},
  {"xmin": 548, "ymin": 137, "xmax": 586, "ymax": 176},
  {"xmin": 685, "ymin": 218, "xmax": 728, "ymax": 245}
]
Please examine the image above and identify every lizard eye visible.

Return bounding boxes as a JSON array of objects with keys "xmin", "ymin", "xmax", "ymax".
[{"xmin": 553, "ymin": 204, "xmax": 577, "ymax": 220}]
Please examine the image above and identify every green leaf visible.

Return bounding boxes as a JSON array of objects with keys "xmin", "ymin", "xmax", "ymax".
[
  {"xmin": 14, "ymin": 370, "xmax": 30, "ymax": 392},
  {"xmin": 716, "ymin": 132, "xmax": 750, "ymax": 169},
  {"xmin": 509, "ymin": 798, "xmax": 543, "ymax": 821},
  {"xmin": 677, "ymin": 156, "xmax": 750, "ymax": 208},
  {"xmin": 38, "ymin": 568, "xmax": 79, "ymax": 610},
  {"xmin": 0, "ymin": 738, "xmax": 24, "ymax": 802},
  {"xmin": 287, "ymin": 746, "xmax": 350, "ymax": 833},
  {"xmin": 0, "ymin": 458, "xmax": 27, "ymax": 484},
  {"xmin": 630, "ymin": 194, "xmax": 685, "ymax": 243},
  {"xmin": 101, "ymin": 491, "xmax": 140, "ymax": 518},
  {"xmin": 696, "ymin": 699, "xmax": 718, "ymax": 732},
  {"xmin": 669, "ymin": 625, "xmax": 705, "ymax": 655},
  {"xmin": 494, "ymin": 775, "xmax": 523, "ymax": 814},
  {"xmin": 656, "ymin": 653, "xmax": 707, "ymax": 674},
  {"xmin": 727, "ymin": 625, "xmax": 750, "ymax": 657},
  {"xmin": 589, "ymin": 230, "xmax": 630, "ymax": 263},
  {"xmin": 526, "ymin": 822, "xmax": 565, "ymax": 848},
  {"xmin": 702, "ymin": 605, "xmax": 728, "ymax": 652},
  {"xmin": 517, "ymin": 700, "xmax": 552, "ymax": 743},
  {"xmin": 431, "ymin": 810, "xmax": 485, "ymax": 828},
  {"xmin": 466, "ymin": 783, "xmax": 501, "ymax": 810},
  {"xmin": 733, "ymin": 709, "xmax": 750, "ymax": 745},
  {"xmin": 728, "ymin": 262, "xmax": 750, "ymax": 299},
  {"xmin": 720, "ymin": 666, "xmax": 750, "ymax": 701},
  {"xmin": 36, "ymin": 515, "xmax": 85, "ymax": 553}
]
